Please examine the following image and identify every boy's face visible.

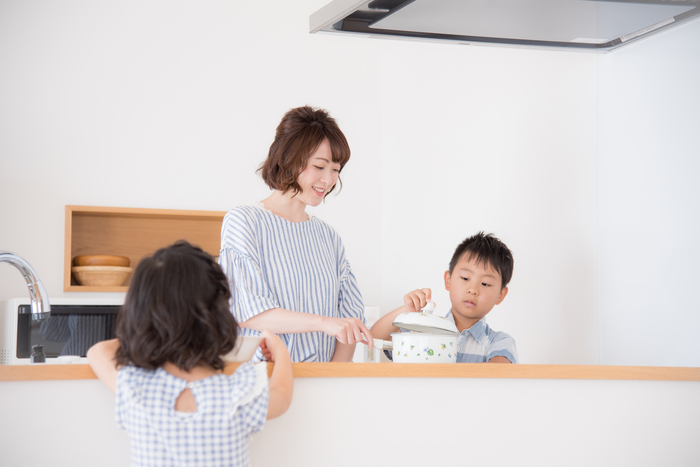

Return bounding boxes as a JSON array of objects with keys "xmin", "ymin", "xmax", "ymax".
[{"xmin": 444, "ymin": 253, "xmax": 508, "ymax": 330}]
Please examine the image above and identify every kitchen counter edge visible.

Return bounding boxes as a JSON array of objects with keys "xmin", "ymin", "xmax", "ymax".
[{"xmin": 2, "ymin": 363, "xmax": 699, "ymax": 382}]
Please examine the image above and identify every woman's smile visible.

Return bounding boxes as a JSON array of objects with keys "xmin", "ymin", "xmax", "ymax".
[{"xmin": 297, "ymin": 139, "xmax": 340, "ymax": 206}]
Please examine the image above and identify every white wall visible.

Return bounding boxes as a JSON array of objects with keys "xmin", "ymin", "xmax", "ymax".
[
  {"xmin": 379, "ymin": 41, "xmax": 599, "ymax": 365},
  {"xmin": 0, "ymin": 0, "xmax": 383, "ymax": 304},
  {"xmin": 3, "ymin": 1, "xmax": 697, "ymax": 367},
  {"xmin": 0, "ymin": 0, "xmax": 601, "ymax": 365},
  {"xmin": 598, "ymin": 21, "xmax": 700, "ymax": 366}
]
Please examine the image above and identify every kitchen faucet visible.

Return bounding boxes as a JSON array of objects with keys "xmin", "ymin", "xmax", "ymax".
[{"xmin": 0, "ymin": 251, "xmax": 51, "ymax": 320}]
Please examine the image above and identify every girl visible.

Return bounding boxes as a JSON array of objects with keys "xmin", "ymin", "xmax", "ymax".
[
  {"xmin": 88, "ymin": 240, "xmax": 293, "ymax": 467},
  {"xmin": 219, "ymin": 105, "xmax": 373, "ymax": 362}
]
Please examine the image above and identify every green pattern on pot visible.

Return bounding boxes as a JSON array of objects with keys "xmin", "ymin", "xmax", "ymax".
[{"xmin": 389, "ymin": 331, "xmax": 457, "ymax": 364}]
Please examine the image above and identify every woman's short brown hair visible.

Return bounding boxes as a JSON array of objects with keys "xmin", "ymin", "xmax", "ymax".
[
  {"xmin": 115, "ymin": 240, "xmax": 238, "ymax": 372},
  {"xmin": 258, "ymin": 105, "xmax": 351, "ymax": 198}
]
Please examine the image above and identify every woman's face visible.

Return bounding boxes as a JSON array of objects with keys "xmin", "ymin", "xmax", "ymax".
[{"xmin": 297, "ymin": 138, "xmax": 341, "ymax": 207}]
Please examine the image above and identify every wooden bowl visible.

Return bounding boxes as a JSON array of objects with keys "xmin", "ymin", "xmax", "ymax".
[
  {"xmin": 73, "ymin": 255, "xmax": 130, "ymax": 267},
  {"xmin": 72, "ymin": 266, "xmax": 133, "ymax": 287}
]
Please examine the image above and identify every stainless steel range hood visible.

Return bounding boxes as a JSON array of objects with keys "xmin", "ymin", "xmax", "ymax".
[{"xmin": 310, "ymin": 0, "xmax": 700, "ymax": 52}]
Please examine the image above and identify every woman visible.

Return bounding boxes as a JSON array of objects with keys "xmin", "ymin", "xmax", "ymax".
[{"xmin": 219, "ymin": 105, "xmax": 372, "ymax": 362}]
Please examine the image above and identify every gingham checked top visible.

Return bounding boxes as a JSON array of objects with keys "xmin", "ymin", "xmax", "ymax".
[
  {"xmin": 219, "ymin": 203, "xmax": 365, "ymax": 362},
  {"xmin": 116, "ymin": 362, "xmax": 269, "ymax": 467}
]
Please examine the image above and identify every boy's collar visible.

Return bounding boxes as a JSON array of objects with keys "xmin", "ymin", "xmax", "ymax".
[{"xmin": 445, "ymin": 310, "xmax": 488, "ymax": 343}]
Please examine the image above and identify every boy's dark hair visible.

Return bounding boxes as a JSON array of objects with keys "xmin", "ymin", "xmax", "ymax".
[
  {"xmin": 448, "ymin": 232, "xmax": 514, "ymax": 289},
  {"xmin": 115, "ymin": 240, "xmax": 238, "ymax": 371},
  {"xmin": 257, "ymin": 105, "xmax": 350, "ymax": 198}
]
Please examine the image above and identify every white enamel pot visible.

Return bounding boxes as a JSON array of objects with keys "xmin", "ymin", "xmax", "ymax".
[
  {"xmin": 375, "ymin": 332, "xmax": 458, "ymax": 363},
  {"xmin": 374, "ymin": 303, "xmax": 460, "ymax": 363}
]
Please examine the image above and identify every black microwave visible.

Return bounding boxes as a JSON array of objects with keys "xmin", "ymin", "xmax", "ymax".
[{"xmin": 1, "ymin": 298, "xmax": 123, "ymax": 364}]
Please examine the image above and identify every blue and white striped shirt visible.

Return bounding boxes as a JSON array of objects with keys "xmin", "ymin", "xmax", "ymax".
[
  {"xmin": 219, "ymin": 203, "xmax": 365, "ymax": 362},
  {"xmin": 444, "ymin": 310, "xmax": 519, "ymax": 363}
]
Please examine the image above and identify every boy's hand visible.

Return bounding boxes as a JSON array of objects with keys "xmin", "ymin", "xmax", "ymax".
[
  {"xmin": 403, "ymin": 288, "xmax": 432, "ymax": 313},
  {"xmin": 260, "ymin": 330, "xmax": 289, "ymax": 363}
]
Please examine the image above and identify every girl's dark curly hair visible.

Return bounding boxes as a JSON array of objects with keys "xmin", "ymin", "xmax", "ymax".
[{"xmin": 115, "ymin": 240, "xmax": 238, "ymax": 371}]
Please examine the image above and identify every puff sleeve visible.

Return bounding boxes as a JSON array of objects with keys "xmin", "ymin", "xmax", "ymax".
[{"xmin": 219, "ymin": 208, "xmax": 280, "ymax": 324}]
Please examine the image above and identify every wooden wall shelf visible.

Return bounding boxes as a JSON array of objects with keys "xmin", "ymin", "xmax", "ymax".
[{"xmin": 64, "ymin": 206, "xmax": 226, "ymax": 292}]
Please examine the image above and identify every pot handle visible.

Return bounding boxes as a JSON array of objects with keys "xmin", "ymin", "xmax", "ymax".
[
  {"xmin": 421, "ymin": 301, "xmax": 435, "ymax": 315},
  {"xmin": 373, "ymin": 338, "xmax": 392, "ymax": 350}
]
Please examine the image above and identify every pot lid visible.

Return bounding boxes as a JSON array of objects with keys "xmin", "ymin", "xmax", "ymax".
[{"xmin": 392, "ymin": 302, "xmax": 459, "ymax": 335}]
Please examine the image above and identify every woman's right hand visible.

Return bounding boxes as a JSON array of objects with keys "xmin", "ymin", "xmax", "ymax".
[
  {"xmin": 320, "ymin": 317, "xmax": 373, "ymax": 349},
  {"xmin": 403, "ymin": 288, "xmax": 432, "ymax": 313}
]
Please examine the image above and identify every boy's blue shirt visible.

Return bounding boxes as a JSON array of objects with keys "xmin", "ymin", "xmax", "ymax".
[
  {"xmin": 443, "ymin": 310, "xmax": 518, "ymax": 363},
  {"xmin": 386, "ymin": 311, "xmax": 518, "ymax": 363}
]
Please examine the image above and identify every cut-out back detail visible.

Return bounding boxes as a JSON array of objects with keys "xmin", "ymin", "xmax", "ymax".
[{"xmin": 175, "ymin": 387, "xmax": 197, "ymax": 413}]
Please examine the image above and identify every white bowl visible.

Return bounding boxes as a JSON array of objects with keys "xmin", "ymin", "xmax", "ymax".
[{"xmin": 222, "ymin": 336, "xmax": 263, "ymax": 362}]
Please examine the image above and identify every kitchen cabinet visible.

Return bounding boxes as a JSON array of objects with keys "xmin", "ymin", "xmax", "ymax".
[
  {"xmin": 2, "ymin": 363, "xmax": 699, "ymax": 467},
  {"xmin": 64, "ymin": 205, "xmax": 226, "ymax": 292}
]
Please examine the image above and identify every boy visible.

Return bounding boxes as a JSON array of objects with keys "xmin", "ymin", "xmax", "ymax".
[{"xmin": 371, "ymin": 232, "xmax": 517, "ymax": 363}]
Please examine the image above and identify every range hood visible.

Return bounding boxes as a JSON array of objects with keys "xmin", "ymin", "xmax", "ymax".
[{"xmin": 310, "ymin": 0, "xmax": 700, "ymax": 52}]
